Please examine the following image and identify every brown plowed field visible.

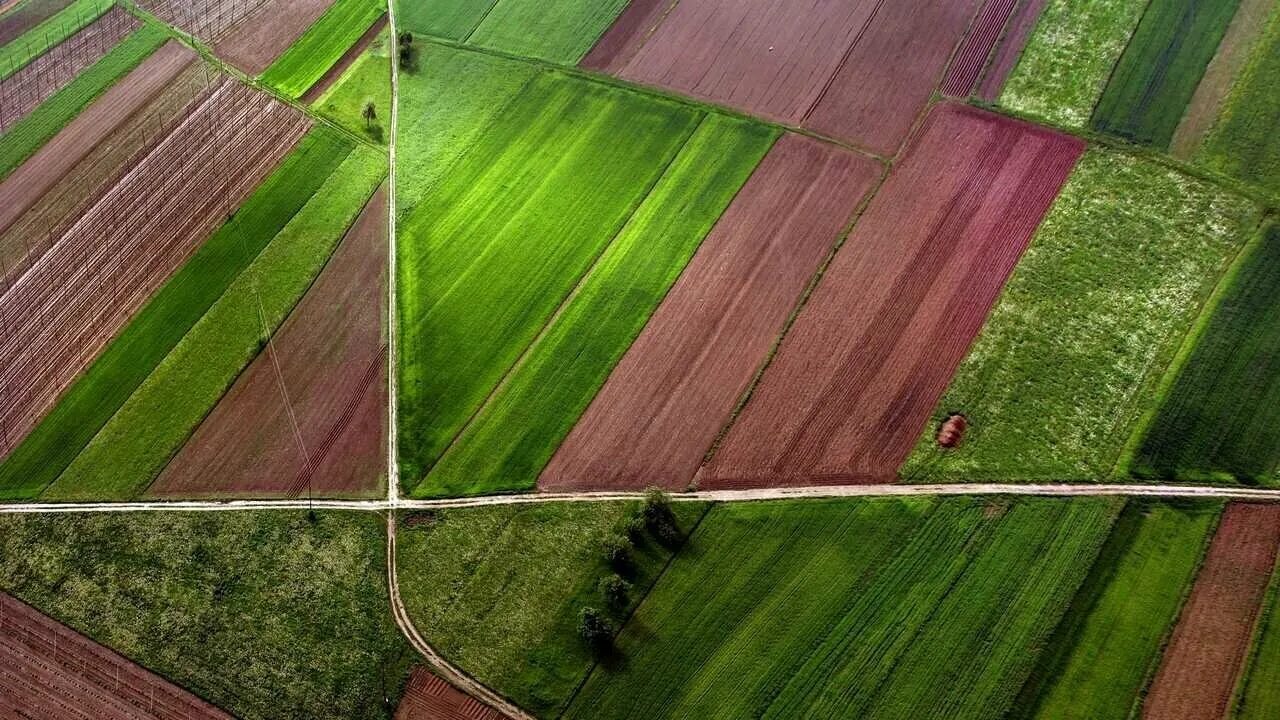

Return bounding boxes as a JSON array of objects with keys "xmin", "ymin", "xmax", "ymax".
[
  {"xmin": 579, "ymin": 0, "xmax": 673, "ymax": 73},
  {"xmin": 0, "ymin": 591, "xmax": 232, "ymax": 719},
  {"xmin": 1142, "ymin": 503, "xmax": 1280, "ymax": 720},
  {"xmin": 0, "ymin": 61, "xmax": 214, "ymax": 293},
  {"xmin": 977, "ymin": 0, "xmax": 1048, "ymax": 101},
  {"xmin": 0, "ymin": 0, "xmax": 73, "ymax": 46},
  {"xmin": 0, "ymin": 79, "xmax": 309, "ymax": 459},
  {"xmin": 140, "ymin": 0, "xmax": 268, "ymax": 43},
  {"xmin": 940, "ymin": 0, "xmax": 1017, "ymax": 98},
  {"xmin": 538, "ymin": 134, "xmax": 879, "ymax": 492},
  {"xmin": 0, "ymin": 40, "xmax": 194, "ymax": 243},
  {"xmin": 597, "ymin": 0, "xmax": 981, "ymax": 156},
  {"xmin": 300, "ymin": 12, "xmax": 385, "ymax": 103},
  {"xmin": 213, "ymin": 0, "xmax": 336, "ymax": 75},
  {"xmin": 0, "ymin": 5, "xmax": 138, "ymax": 131},
  {"xmin": 395, "ymin": 668, "xmax": 508, "ymax": 720},
  {"xmin": 701, "ymin": 103, "xmax": 1084, "ymax": 489},
  {"xmin": 149, "ymin": 189, "xmax": 387, "ymax": 499}
]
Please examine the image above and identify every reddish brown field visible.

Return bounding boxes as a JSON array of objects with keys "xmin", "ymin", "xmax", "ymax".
[
  {"xmin": 395, "ymin": 668, "xmax": 507, "ymax": 720},
  {"xmin": 579, "ymin": 0, "xmax": 673, "ymax": 73},
  {"xmin": 1142, "ymin": 503, "xmax": 1280, "ymax": 720},
  {"xmin": 977, "ymin": 0, "xmax": 1049, "ymax": 101},
  {"xmin": 0, "ymin": 591, "xmax": 231, "ymax": 719},
  {"xmin": 139, "ymin": 0, "xmax": 267, "ymax": 43},
  {"xmin": 213, "ymin": 0, "xmax": 336, "ymax": 75},
  {"xmin": 148, "ymin": 189, "xmax": 387, "ymax": 499},
  {"xmin": 300, "ymin": 12, "xmax": 386, "ymax": 103},
  {"xmin": 0, "ymin": 0, "xmax": 73, "ymax": 46},
  {"xmin": 940, "ymin": 0, "xmax": 1017, "ymax": 98},
  {"xmin": 539, "ymin": 134, "xmax": 879, "ymax": 492},
  {"xmin": 0, "ymin": 79, "xmax": 308, "ymax": 459},
  {"xmin": 700, "ymin": 103, "xmax": 1083, "ymax": 489}
]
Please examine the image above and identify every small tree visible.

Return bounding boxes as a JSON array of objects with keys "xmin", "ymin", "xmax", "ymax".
[
  {"xmin": 643, "ymin": 486, "xmax": 680, "ymax": 547},
  {"xmin": 579, "ymin": 607, "xmax": 615, "ymax": 652},
  {"xmin": 599, "ymin": 574, "xmax": 631, "ymax": 610},
  {"xmin": 362, "ymin": 101, "xmax": 376, "ymax": 129},
  {"xmin": 603, "ymin": 533, "xmax": 634, "ymax": 576},
  {"xmin": 398, "ymin": 30, "xmax": 413, "ymax": 46}
]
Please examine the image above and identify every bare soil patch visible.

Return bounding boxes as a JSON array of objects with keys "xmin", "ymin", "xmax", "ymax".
[
  {"xmin": 941, "ymin": 0, "xmax": 1018, "ymax": 97},
  {"xmin": 977, "ymin": 0, "xmax": 1049, "ymax": 101},
  {"xmin": 579, "ymin": 0, "xmax": 672, "ymax": 74},
  {"xmin": 0, "ymin": 0, "xmax": 72, "ymax": 46},
  {"xmin": 395, "ymin": 667, "xmax": 508, "ymax": 720},
  {"xmin": 213, "ymin": 0, "xmax": 335, "ymax": 75}
]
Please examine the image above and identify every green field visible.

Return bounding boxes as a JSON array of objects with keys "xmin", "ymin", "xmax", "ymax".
[
  {"xmin": 396, "ymin": 72, "xmax": 705, "ymax": 492},
  {"xmin": 420, "ymin": 114, "xmax": 776, "ymax": 497},
  {"xmin": 1197, "ymin": 4, "xmax": 1280, "ymax": 194},
  {"xmin": 0, "ymin": 128, "xmax": 353, "ymax": 500},
  {"xmin": 1008, "ymin": 500, "xmax": 1217, "ymax": 720},
  {"xmin": 0, "ymin": 0, "xmax": 109, "ymax": 78},
  {"xmin": 901, "ymin": 150, "xmax": 1257, "ymax": 482},
  {"xmin": 0, "ymin": 23, "xmax": 167, "ymax": 178},
  {"xmin": 42, "ymin": 144, "xmax": 386, "ymax": 500},
  {"xmin": 0, "ymin": 511, "xmax": 411, "ymax": 720},
  {"xmin": 395, "ymin": 500, "xmax": 707, "ymax": 716},
  {"xmin": 1131, "ymin": 223, "xmax": 1280, "ymax": 483},
  {"xmin": 565, "ymin": 497, "xmax": 1118, "ymax": 719},
  {"xmin": 260, "ymin": 0, "xmax": 384, "ymax": 99},
  {"xmin": 1091, "ymin": 0, "xmax": 1240, "ymax": 146},
  {"xmin": 313, "ymin": 30, "xmax": 390, "ymax": 142},
  {"xmin": 1236, "ymin": 556, "xmax": 1280, "ymax": 719},
  {"xmin": 1000, "ymin": 0, "xmax": 1149, "ymax": 127},
  {"xmin": 395, "ymin": 0, "xmax": 625, "ymax": 63}
]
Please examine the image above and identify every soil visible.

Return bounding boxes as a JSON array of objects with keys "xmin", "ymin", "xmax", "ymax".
[
  {"xmin": 148, "ymin": 189, "xmax": 388, "ymax": 499},
  {"xmin": 976, "ymin": 0, "xmax": 1049, "ymax": 101},
  {"xmin": 940, "ymin": 0, "xmax": 1018, "ymax": 97},
  {"xmin": 578, "ymin": 0, "xmax": 673, "ymax": 73},
  {"xmin": 538, "ymin": 134, "xmax": 880, "ymax": 492},
  {"xmin": 0, "ymin": 591, "xmax": 232, "ymax": 719},
  {"xmin": 1142, "ymin": 502, "xmax": 1280, "ymax": 720},
  {"xmin": 395, "ymin": 667, "xmax": 508, "ymax": 720},
  {"xmin": 0, "ymin": 0, "xmax": 73, "ymax": 47},
  {"xmin": 700, "ymin": 103, "xmax": 1084, "ymax": 489},
  {"xmin": 299, "ymin": 12, "xmax": 386, "ymax": 104},
  {"xmin": 213, "ymin": 0, "xmax": 336, "ymax": 75}
]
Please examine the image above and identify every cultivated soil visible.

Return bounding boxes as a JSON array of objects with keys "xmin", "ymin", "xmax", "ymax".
[
  {"xmin": 977, "ymin": 0, "xmax": 1049, "ymax": 101},
  {"xmin": 578, "ymin": 0, "xmax": 672, "ymax": 73},
  {"xmin": 701, "ymin": 103, "xmax": 1084, "ymax": 489},
  {"xmin": 213, "ymin": 0, "xmax": 336, "ymax": 75},
  {"xmin": 941, "ymin": 0, "xmax": 1017, "ymax": 98},
  {"xmin": 539, "ymin": 133, "xmax": 879, "ymax": 492},
  {"xmin": 0, "ymin": 0, "xmax": 73, "ymax": 47},
  {"xmin": 394, "ymin": 668, "xmax": 508, "ymax": 720}
]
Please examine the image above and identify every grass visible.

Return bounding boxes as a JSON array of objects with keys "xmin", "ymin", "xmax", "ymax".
[
  {"xmin": 420, "ymin": 114, "xmax": 777, "ymax": 497},
  {"xmin": 259, "ymin": 0, "xmax": 384, "ymax": 99},
  {"xmin": 1131, "ymin": 222, "xmax": 1280, "ymax": 484},
  {"xmin": 396, "ymin": 0, "xmax": 626, "ymax": 62},
  {"xmin": 1236, "ymin": 548, "xmax": 1280, "ymax": 719},
  {"xmin": 1008, "ymin": 500, "xmax": 1219, "ymax": 720},
  {"xmin": 0, "ymin": 0, "xmax": 109, "ymax": 78},
  {"xmin": 0, "ymin": 510, "xmax": 413, "ymax": 720},
  {"xmin": 0, "ymin": 127, "xmax": 354, "ymax": 500},
  {"xmin": 1091, "ymin": 0, "xmax": 1241, "ymax": 147},
  {"xmin": 900, "ymin": 150, "xmax": 1258, "ymax": 483},
  {"xmin": 1000, "ymin": 0, "xmax": 1150, "ymax": 127},
  {"xmin": 565, "ymin": 497, "xmax": 1118, "ymax": 719},
  {"xmin": 396, "ymin": 71, "xmax": 704, "ymax": 492},
  {"xmin": 0, "ymin": 22, "xmax": 167, "ymax": 179},
  {"xmin": 1197, "ymin": 4, "xmax": 1280, "ymax": 194},
  {"xmin": 42, "ymin": 144, "xmax": 386, "ymax": 500},
  {"xmin": 313, "ymin": 29, "xmax": 390, "ymax": 143},
  {"xmin": 394, "ymin": 500, "xmax": 708, "ymax": 717}
]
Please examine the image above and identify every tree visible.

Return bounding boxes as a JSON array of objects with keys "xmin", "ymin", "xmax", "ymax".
[
  {"xmin": 603, "ymin": 533, "xmax": 634, "ymax": 576},
  {"xmin": 362, "ymin": 101, "xmax": 376, "ymax": 129},
  {"xmin": 579, "ymin": 607, "xmax": 615, "ymax": 651},
  {"xmin": 643, "ymin": 486, "xmax": 681, "ymax": 547},
  {"xmin": 599, "ymin": 574, "xmax": 631, "ymax": 610}
]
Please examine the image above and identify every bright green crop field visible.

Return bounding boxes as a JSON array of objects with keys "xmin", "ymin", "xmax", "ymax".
[
  {"xmin": 396, "ymin": 71, "xmax": 707, "ymax": 492},
  {"xmin": 260, "ymin": 0, "xmax": 384, "ymax": 99},
  {"xmin": 313, "ymin": 29, "xmax": 390, "ymax": 142},
  {"xmin": 395, "ymin": 0, "xmax": 626, "ymax": 63},
  {"xmin": 902, "ymin": 150, "xmax": 1257, "ymax": 483}
]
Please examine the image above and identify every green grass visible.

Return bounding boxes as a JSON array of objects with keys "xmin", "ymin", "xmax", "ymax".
[
  {"xmin": 0, "ymin": 22, "xmax": 167, "ymax": 178},
  {"xmin": 395, "ymin": 500, "xmax": 707, "ymax": 717},
  {"xmin": 1236, "ymin": 549, "xmax": 1280, "ymax": 719},
  {"xmin": 0, "ymin": 0, "xmax": 109, "ymax": 78},
  {"xmin": 0, "ymin": 128, "xmax": 353, "ymax": 500},
  {"xmin": 396, "ymin": 72, "xmax": 704, "ymax": 492},
  {"xmin": 42, "ymin": 145, "xmax": 386, "ymax": 500},
  {"xmin": 1000, "ymin": 0, "xmax": 1150, "ymax": 127},
  {"xmin": 396, "ymin": 0, "xmax": 626, "ymax": 62},
  {"xmin": 565, "ymin": 497, "xmax": 1118, "ymax": 720},
  {"xmin": 420, "ymin": 114, "xmax": 776, "ymax": 497},
  {"xmin": 259, "ymin": 0, "xmax": 384, "ymax": 99},
  {"xmin": 0, "ymin": 511, "xmax": 412, "ymax": 720},
  {"xmin": 313, "ymin": 29, "xmax": 390, "ymax": 143},
  {"xmin": 393, "ymin": 0, "xmax": 488, "ymax": 41},
  {"xmin": 1008, "ymin": 500, "xmax": 1219, "ymax": 720},
  {"xmin": 1091, "ymin": 0, "xmax": 1240, "ymax": 147},
  {"xmin": 1197, "ymin": 4, "xmax": 1280, "ymax": 194},
  {"xmin": 1131, "ymin": 222, "xmax": 1280, "ymax": 483},
  {"xmin": 901, "ymin": 150, "xmax": 1257, "ymax": 483}
]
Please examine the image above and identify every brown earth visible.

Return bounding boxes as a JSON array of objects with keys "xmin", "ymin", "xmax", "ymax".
[
  {"xmin": 0, "ymin": 591, "xmax": 233, "ymax": 719},
  {"xmin": 395, "ymin": 668, "xmax": 508, "ymax": 720},
  {"xmin": 139, "ymin": 0, "xmax": 269, "ymax": 43},
  {"xmin": 538, "ymin": 133, "xmax": 880, "ymax": 492},
  {"xmin": 940, "ymin": 0, "xmax": 1017, "ymax": 98},
  {"xmin": 1142, "ymin": 502, "xmax": 1280, "ymax": 720},
  {"xmin": 977, "ymin": 0, "xmax": 1048, "ymax": 101},
  {"xmin": 148, "ymin": 188, "xmax": 387, "ymax": 499},
  {"xmin": 0, "ymin": 0, "xmax": 73, "ymax": 47},
  {"xmin": 213, "ymin": 0, "xmax": 335, "ymax": 75},
  {"xmin": 578, "ymin": 0, "xmax": 674, "ymax": 74},
  {"xmin": 300, "ymin": 12, "xmax": 385, "ymax": 104},
  {"xmin": 700, "ymin": 103, "xmax": 1084, "ymax": 489},
  {"xmin": 0, "ymin": 79, "xmax": 309, "ymax": 459}
]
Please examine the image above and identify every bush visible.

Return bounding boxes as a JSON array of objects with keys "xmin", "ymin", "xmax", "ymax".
[
  {"xmin": 603, "ymin": 534, "xmax": 634, "ymax": 576},
  {"xmin": 599, "ymin": 574, "xmax": 631, "ymax": 610},
  {"xmin": 579, "ymin": 607, "xmax": 615, "ymax": 651},
  {"xmin": 643, "ymin": 487, "xmax": 681, "ymax": 547}
]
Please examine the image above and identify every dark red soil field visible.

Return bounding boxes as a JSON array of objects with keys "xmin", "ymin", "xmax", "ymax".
[
  {"xmin": 0, "ymin": 79, "xmax": 308, "ymax": 459},
  {"xmin": 977, "ymin": 0, "xmax": 1049, "ymax": 101},
  {"xmin": 213, "ymin": 0, "xmax": 336, "ymax": 75},
  {"xmin": 0, "ymin": 6, "xmax": 137, "ymax": 131},
  {"xmin": 394, "ymin": 668, "xmax": 508, "ymax": 720},
  {"xmin": 0, "ymin": 0, "xmax": 73, "ymax": 47},
  {"xmin": 538, "ymin": 134, "xmax": 880, "ymax": 492},
  {"xmin": 1142, "ymin": 503, "xmax": 1280, "ymax": 720},
  {"xmin": 595, "ymin": 0, "xmax": 982, "ymax": 156},
  {"xmin": 700, "ymin": 103, "xmax": 1084, "ymax": 489},
  {"xmin": 149, "ymin": 189, "xmax": 387, "ymax": 499},
  {"xmin": 300, "ymin": 12, "xmax": 386, "ymax": 103},
  {"xmin": 0, "ymin": 591, "xmax": 232, "ymax": 719},
  {"xmin": 940, "ymin": 0, "xmax": 1017, "ymax": 98}
]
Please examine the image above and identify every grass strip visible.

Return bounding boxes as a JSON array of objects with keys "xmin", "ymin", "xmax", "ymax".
[
  {"xmin": 467, "ymin": 0, "xmax": 629, "ymax": 63},
  {"xmin": 313, "ymin": 29, "xmax": 390, "ymax": 143},
  {"xmin": 259, "ymin": 0, "xmax": 384, "ymax": 99},
  {"xmin": 1236, "ymin": 543, "xmax": 1280, "ymax": 718},
  {"xmin": 0, "ymin": 0, "xmax": 108, "ymax": 78}
]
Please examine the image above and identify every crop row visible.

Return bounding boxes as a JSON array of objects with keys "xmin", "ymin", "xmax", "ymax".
[{"xmin": 258, "ymin": 0, "xmax": 383, "ymax": 99}]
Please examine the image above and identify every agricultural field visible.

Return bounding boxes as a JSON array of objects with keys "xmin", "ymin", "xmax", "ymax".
[
  {"xmin": 310, "ymin": 26, "xmax": 390, "ymax": 139},
  {"xmin": 395, "ymin": 0, "xmax": 627, "ymax": 63},
  {"xmin": 259, "ymin": 0, "xmax": 384, "ymax": 99}
]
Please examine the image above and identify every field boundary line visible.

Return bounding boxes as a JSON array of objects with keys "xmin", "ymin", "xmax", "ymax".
[{"xmin": 387, "ymin": 0, "xmax": 399, "ymax": 507}]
